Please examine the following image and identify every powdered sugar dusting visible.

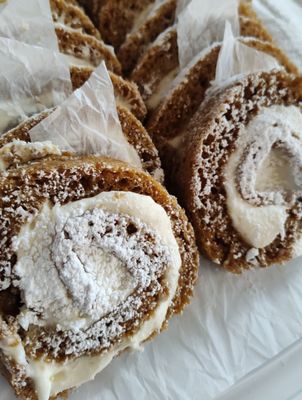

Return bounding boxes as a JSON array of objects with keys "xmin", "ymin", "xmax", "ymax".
[
  {"xmin": 0, "ymin": 157, "xmax": 188, "ymax": 370},
  {"xmin": 237, "ymin": 105, "xmax": 302, "ymax": 207},
  {"xmin": 183, "ymin": 70, "xmax": 302, "ymax": 269},
  {"xmin": 2, "ymin": 185, "xmax": 182, "ymax": 360},
  {"xmin": 13, "ymin": 198, "xmax": 172, "ymax": 336}
]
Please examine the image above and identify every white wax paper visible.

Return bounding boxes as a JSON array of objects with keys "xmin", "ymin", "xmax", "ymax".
[
  {"xmin": 0, "ymin": 38, "xmax": 71, "ymax": 135},
  {"xmin": 0, "ymin": 0, "xmax": 58, "ymax": 49},
  {"xmin": 0, "ymin": 0, "xmax": 72, "ymax": 135},
  {"xmin": 2, "ymin": 1, "xmax": 302, "ymax": 400},
  {"xmin": 175, "ymin": 0, "xmax": 191, "ymax": 16},
  {"xmin": 214, "ymin": 22, "xmax": 279, "ymax": 85},
  {"xmin": 29, "ymin": 62, "xmax": 142, "ymax": 168},
  {"xmin": 177, "ymin": 0, "xmax": 239, "ymax": 69}
]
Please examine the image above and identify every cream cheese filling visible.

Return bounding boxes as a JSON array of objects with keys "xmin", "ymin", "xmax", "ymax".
[
  {"xmin": 115, "ymin": 95, "xmax": 134, "ymax": 113},
  {"xmin": 224, "ymin": 105, "xmax": 302, "ymax": 250},
  {"xmin": 2, "ymin": 191, "xmax": 181, "ymax": 400},
  {"xmin": 129, "ymin": 3, "xmax": 157, "ymax": 35},
  {"xmin": 63, "ymin": 53, "xmax": 94, "ymax": 68},
  {"xmin": 0, "ymin": 140, "xmax": 61, "ymax": 170},
  {"xmin": 146, "ymin": 68, "xmax": 179, "ymax": 110}
]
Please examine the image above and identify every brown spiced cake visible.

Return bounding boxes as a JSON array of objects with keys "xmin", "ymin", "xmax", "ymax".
[
  {"xmin": 92, "ymin": 0, "xmax": 157, "ymax": 49},
  {"xmin": 0, "ymin": 153, "xmax": 199, "ymax": 399},
  {"xmin": 173, "ymin": 70, "xmax": 302, "ymax": 272},
  {"xmin": 51, "ymin": 0, "xmax": 124, "ymax": 74},
  {"xmin": 77, "ymin": 0, "xmax": 108, "ymax": 26},
  {"xmin": 0, "ymin": 1, "xmax": 198, "ymax": 400},
  {"xmin": 130, "ymin": 5, "xmax": 275, "ymax": 112},
  {"xmin": 239, "ymin": 15, "xmax": 272, "ymax": 43},
  {"xmin": 50, "ymin": 0, "xmax": 101, "ymax": 38},
  {"xmin": 56, "ymin": 26, "xmax": 121, "ymax": 74},
  {"xmin": 0, "ymin": 102, "xmax": 162, "ymax": 182},
  {"xmin": 130, "ymin": 26, "xmax": 179, "ymax": 111},
  {"xmin": 147, "ymin": 37, "xmax": 298, "ymax": 155},
  {"xmin": 117, "ymin": 0, "xmax": 177, "ymax": 76},
  {"xmin": 64, "ymin": 0, "xmax": 79, "ymax": 4},
  {"xmin": 2, "ymin": 1, "xmax": 302, "ymax": 399}
]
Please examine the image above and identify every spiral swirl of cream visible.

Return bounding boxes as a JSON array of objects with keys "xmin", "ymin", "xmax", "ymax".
[
  {"xmin": 224, "ymin": 105, "xmax": 302, "ymax": 249},
  {"xmin": 52, "ymin": 208, "xmax": 170, "ymax": 322},
  {"xmin": 13, "ymin": 191, "xmax": 181, "ymax": 332},
  {"xmin": 237, "ymin": 107, "xmax": 302, "ymax": 207}
]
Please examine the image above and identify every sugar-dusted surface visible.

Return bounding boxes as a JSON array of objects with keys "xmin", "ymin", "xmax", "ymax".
[
  {"xmin": 50, "ymin": 0, "xmax": 101, "ymax": 38},
  {"xmin": 0, "ymin": 155, "xmax": 198, "ymax": 399},
  {"xmin": 14, "ymin": 203, "xmax": 172, "ymax": 359},
  {"xmin": 178, "ymin": 70, "xmax": 302, "ymax": 271},
  {"xmin": 3, "ymin": 255, "xmax": 302, "ymax": 400}
]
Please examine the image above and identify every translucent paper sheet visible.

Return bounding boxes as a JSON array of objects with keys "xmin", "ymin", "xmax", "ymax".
[
  {"xmin": 0, "ymin": 0, "xmax": 58, "ymax": 49},
  {"xmin": 214, "ymin": 22, "xmax": 280, "ymax": 85},
  {"xmin": 177, "ymin": 0, "xmax": 239, "ymax": 69},
  {"xmin": 0, "ymin": 38, "xmax": 71, "ymax": 135},
  {"xmin": 30, "ymin": 62, "xmax": 142, "ymax": 168},
  {"xmin": 0, "ymin": 0, "xmax": 72, "ymax": 135},
  {"xmin": 2, "ymin": 2, "xmax": 302, "ymax": 400},
  {"xmin": 175, "ymin": 0, "xmax": 191, "ymax": 16}
]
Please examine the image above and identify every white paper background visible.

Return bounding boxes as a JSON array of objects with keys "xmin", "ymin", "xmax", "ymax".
[{"xmin": 2, "ymin": 1, "xmax": 302, "ymax": 399}]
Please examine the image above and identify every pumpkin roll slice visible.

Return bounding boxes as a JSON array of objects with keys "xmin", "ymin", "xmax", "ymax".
[
  {"xmin": 131, "ymin": 7, "xmax": 275, "ymax": 113},
  {"xmin": 50, "ymin": 0, "xmax": 101, "ymax": 38},
  {"xmin": 239, "ymin": 15, "xmax": 272, "ymax": 43},
  {"xmin": 130, "ymin": 26, "xmax": 179, "ymax": 111},
  {"xmin": 97, "ymin": 0, "xmax": 156, "ymax": 49},
  {"xmin": 0, "ymin": 104, "xmax": 161, "ymax": 182},
  {"xmin": 77, "ymin": 0, "xmax": 108, "ymax": 26},
  {"xmin": 147, "ymin": 37, "xmax": 298, "ymax": 150},
  {"xmin": 64, "ymin": 0, "xmax": 79, "ymax": 5},
  {"xmin": 0, "ymin": 62, "xmax": 159, "ymax": 179},
  {"xmin": 0, "ymin": 155, "xmax": 199, "ymax": 400},
  {"xmin": 56, "ymin": 27, "xmax": 121, "ymax": 74},
  {"xmin": 117, "ymin": 0, "xmax": 177, "ymax": 76},
  {"xmin": 176, "ymin": 69, "xmax": 302, "ymax": 272},
  {"xmin": 70, "ymin": 66, "xmax": 147, "ymax": 121}
]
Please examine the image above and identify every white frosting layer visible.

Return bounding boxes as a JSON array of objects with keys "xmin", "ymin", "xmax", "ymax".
[
  {"xmin": 5, "ymin": 191, "xmax": 181, "ymax": 400},
  {"xmin": 63, "ymin": 53, "xmax": 94, "ymax": 68},
  {"xmin": 225, "ymin": 173, "xmax": 288, "ymax": 248},
  {"xmin": 14, "ymin": 191, "xmax": 180, "ymax": 329},
  {"xmin": 146, "ymin": 68, "xmax": 179, "ymax": 110},
  {"xmin": 0, "ymin": 334, "xmax": 27, "ymax": 366},
  {"xmin": 224, "ymin": 105, "xmax": 302, "ymax": 249},
  {"xmin": 15, "ymin": 198, "xmax": 136, "ymax": 330},
  {"xmin": 255, "ymin": 148, "xmax": 299, "ymax": 193},
  {"xmin": 0, "ymin": 140, "xmax": 61, "ymax": 170},
  {"xmin": 130, "ymin": 3, "xmax": 155, "ymax": 34}
]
